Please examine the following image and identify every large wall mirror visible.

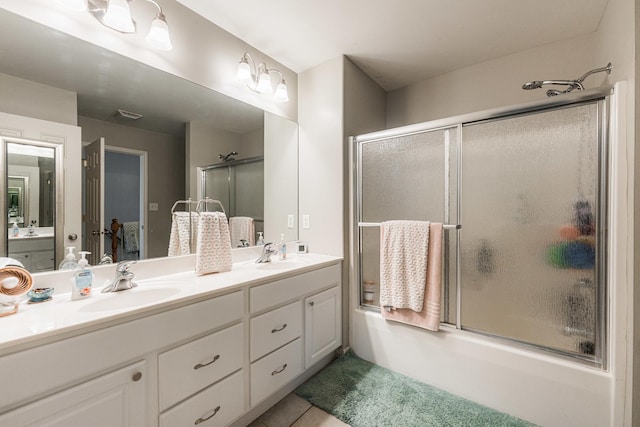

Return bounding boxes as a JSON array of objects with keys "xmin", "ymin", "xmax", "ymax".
[{"xmin": 0, "ymin": 8, "xmax": 298, "ymax": 269}]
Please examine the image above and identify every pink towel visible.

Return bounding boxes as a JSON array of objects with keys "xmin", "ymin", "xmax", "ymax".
[{"xmin": 382, "ymin": 223, "xmax": 443, "ymax": 331}]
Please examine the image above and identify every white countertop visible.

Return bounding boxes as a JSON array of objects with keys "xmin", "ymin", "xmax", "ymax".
[
  {"xmin": 0, "ymin": 251, "xmax": 342, "ymax": 356},
  {"xmin": 7, "ymin": 227, "xmax": 54, "ymax": 240}
]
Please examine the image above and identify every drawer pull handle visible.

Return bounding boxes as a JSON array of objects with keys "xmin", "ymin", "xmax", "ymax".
[
  {"xmin": 194, "ymin": 354, "xmax": 220, "ymax": 370},
  {"xmin": 132, "ymin": 371, "xmax": 142, "ymax": 382},
  {"xmin": 194, "ymin": 405, "xmax": 220, "ymax": 425},
  {"xmin": 271, "ymin": 363, "xmax": 288, "ymax": 376},
  {"xmin": 271, "ymin": 323, "xmax": 288, "ymax": 333},
  {"xmin": 309, "ymin": 301, "xmax": 315, "ymax": 307}
]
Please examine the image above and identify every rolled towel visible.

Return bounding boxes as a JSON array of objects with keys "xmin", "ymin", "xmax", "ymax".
[{"xmin": 195, "ymin": 212, "xmax": 232, "ymax": 275}]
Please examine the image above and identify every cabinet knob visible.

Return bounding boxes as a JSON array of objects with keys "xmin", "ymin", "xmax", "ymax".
[
  {"xmin": 309, "ymin": 301, "xmax": 314, "ymax": 307},
  {"xmin": 68, "ymin": 233, "xmax": 78, "ymax": 241},
  {"xmin": 132, "ymin": 371, "xmax": 142, "ymax": 382}
]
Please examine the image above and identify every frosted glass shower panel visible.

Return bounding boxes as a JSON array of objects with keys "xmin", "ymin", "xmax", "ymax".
[
  {"xmin": 233, "ymin": 161, "xmax": 264, "ymax": 220},
  {"xmin": 360, "ymin": 128, "xmax": 457, "ymax": 223},
  {"xmin": 203, "ymin": 168, "xmax": 230, "ymax": 211},
  {"xmin": 358, "ymin": 128, "xmax": 458, "ymax": 309},
  {"xmin": 460, "ymin": 103, "xmax": 601, "ymax": 358}
]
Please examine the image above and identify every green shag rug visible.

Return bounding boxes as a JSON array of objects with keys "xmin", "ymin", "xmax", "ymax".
[{"xmin": 295, "ymin": 352, "xmax": 537, "ymax": 427}]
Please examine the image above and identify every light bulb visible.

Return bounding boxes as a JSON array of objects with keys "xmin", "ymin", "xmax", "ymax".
[
  {"xmin": 274, "ymin": 80, "xmax": 289, "ymax": 102},
  {"xmin": 146, "ymin": 15, "xmax": 172, "ymax": 51},
  {"xmin": 103, "ymin": 0, "xmax": 135, "ymax": 33},
  {"xmin": 256, "ymin": 71, "xmax": 273, "ymax": 94},
  {"xmin": 235, "ymin": 60, "xmax": 253, "ymax": 85},
  {"xmin": 57, "ymin": 0, "xmax": 88, "ymax": 11}
]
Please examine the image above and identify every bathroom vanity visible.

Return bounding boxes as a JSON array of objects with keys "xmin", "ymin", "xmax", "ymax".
[{"xmin": 0, "ymin": 251, "xmax": 342, "ymax": 427}]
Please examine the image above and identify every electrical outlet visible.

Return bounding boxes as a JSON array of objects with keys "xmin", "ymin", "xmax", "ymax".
[
  {"xmin": 149, "ymin": 203, "xmax": 158, "ymax": 211},
  {"xmin": 287, "ymin": 214, "xmax": 294, "ymax": 228},
  {"xmin": 302, "ymin": 214, "xmax": 310, "ymax": 229}
]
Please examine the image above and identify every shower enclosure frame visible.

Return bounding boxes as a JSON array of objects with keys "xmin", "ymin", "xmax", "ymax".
[
  {"xmin": 351, "ymin": 87, "xmax": 611, "ymax": 368},
  {"xmin": 200, "ymin": 156, "xmax": 264, "ymax": 221}
]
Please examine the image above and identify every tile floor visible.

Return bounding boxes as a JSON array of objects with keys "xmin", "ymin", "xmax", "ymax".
[{"xmin": 248, "ymin": 393, "xmax": 349, "ymax": 427}]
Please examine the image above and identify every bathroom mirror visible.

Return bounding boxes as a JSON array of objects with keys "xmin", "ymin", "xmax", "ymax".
[
  {"xmin": 1, "ymin": 137, "xmax": 63, "ymax": 272},
  {"xmin": 0, "ymin": 8, "xmax": 298, "ymax": 262}
]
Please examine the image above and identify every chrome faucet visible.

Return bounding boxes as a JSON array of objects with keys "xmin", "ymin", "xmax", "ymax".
[
  {"xmin": 256, "ymin": 243, "xmax": 277, "ymax": 263},
  {"xmin": 102, "ymin": 260, "xmax": 138, "ymax": 293}
]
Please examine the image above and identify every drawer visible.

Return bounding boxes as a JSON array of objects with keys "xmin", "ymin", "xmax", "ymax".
[
  {"xmin": 250, "ymin": 264, "xmax": 341, "ymax": 313},
  {"xmin": 250, "ymin": 301, "xmax": 301, "ymax": 362},
  {"xmin": 160, "ymin": 370, "xmax": 244, "ymax": 427},
  {"xmin": 250, "ymin": 338, "xmax": 302, "ymax": 406},
  {"xmin": 159, "ymin": 323, "xmax": 243, "ymax": 411}
]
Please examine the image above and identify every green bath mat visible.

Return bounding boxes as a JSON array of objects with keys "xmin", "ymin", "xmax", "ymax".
[{"xmin": 295, "ymin": 352, "xmax": 536, "ymax": 427}]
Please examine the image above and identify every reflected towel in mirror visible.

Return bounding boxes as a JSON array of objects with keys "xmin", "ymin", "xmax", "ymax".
[
  {"xmin": 229, "ymin": 216, "xmax": 255, "ymax": 247},
  {"xmin": 168, "ymin": 212, "xmax": 199, "ymax": 256}
]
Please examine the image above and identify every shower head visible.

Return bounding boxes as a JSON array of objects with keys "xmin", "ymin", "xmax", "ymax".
[
  {"xmin": 218, "ymin": 151, "xmax": 239, "ymax": 162},
  {"xmin": 521, "ymin": 63, "xmax": 612, "ymax": 97},
  {"xmin": 522, "ymin": 81, "xmax": 543, "ymax": 90}
]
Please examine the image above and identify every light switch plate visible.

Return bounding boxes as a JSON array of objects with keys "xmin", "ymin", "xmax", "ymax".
[
  {"xmin": 149, "ymin": 203, "xmax": 158, "ymax": 211},
  {"xmin": 287, "ymin": 214, "xmax": 294, "ymax": 228},
  {"xmin": 302, "ymin": 214, "xmax": 310, "ymax": 229}
]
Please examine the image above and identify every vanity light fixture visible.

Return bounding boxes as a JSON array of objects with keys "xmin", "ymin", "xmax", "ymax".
[
  {"xmin": 235, "ymin": 53, "xmax": 289, "ymax": 103},
  {"xmin": 59, "ymin": 0, "xmax": 173, "ymax": 51}
]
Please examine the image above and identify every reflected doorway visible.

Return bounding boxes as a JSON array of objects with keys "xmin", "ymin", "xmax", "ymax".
[{"xmin": 104, "ymin": 147, "xmax": 146, "ymax": 262}]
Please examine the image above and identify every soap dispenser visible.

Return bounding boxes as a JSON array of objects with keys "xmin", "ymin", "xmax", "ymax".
[
  {"xmin": 59, "ymin": 246, "xmax": 78, "ymax": 270},
  {"xmin": 278, "ymin": 234, "xmax": 287, "ymax": 260},
  {"xmin": 256, "ymin": 232, "xmax": 265, "ymax": 246},
  {"xmin": 10, "ymin": 222, "xmax": 19, "ymax": 238},
  {"xmin": 71, "ymin": 251, "xmax": 93, "ymax": 300}
]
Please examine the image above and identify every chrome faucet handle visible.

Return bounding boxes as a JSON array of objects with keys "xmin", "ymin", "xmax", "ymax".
[
  {"xmin": 256, "ymin": 243, "xmax": 277, "ymax": 263},
  {"xmin": 116, "ymin": 260, "xmax": 137, "ymax": 273}
]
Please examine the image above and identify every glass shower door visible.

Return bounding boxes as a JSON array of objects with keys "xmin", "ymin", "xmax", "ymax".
[{"xmin": 460, "ymin": 102, "xmax": 604, "ymax": 362}]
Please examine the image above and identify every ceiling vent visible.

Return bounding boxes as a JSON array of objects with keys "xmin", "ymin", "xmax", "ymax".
[{"xmin": 115, "ymin": 109, "xmax": 144, "ymax": 120}]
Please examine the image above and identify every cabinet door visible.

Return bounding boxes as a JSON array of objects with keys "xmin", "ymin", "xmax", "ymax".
[
  {"xmin": 304, "ymin": 286, "xmax": 341, "ymax": 368},
  {"xmin": 0, "ymin": 360, "xmax": 146, "ymax": 427}
]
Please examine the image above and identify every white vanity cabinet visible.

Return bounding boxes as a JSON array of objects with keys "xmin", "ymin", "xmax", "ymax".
[
  {"xmin": 305, "ymin": 285, "xmax": 342, "ymax": 368},
  {"xmin": 0, "ymin": 257, "xmax": 343, "ymax": 427},
  {"xmin": 0, "ymin": 360, "xmax": 147, "ymax": 427},
  {"xmin": 8, "ymin": 236, "xmax": 55, "ymax": 272},
  {"xmin": 248, "ymin": 263, "xmax": 342, "ymax": 407}
]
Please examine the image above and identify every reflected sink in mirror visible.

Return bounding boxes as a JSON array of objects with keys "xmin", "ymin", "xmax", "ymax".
[{"xmin": 78, "ymin": 287, "xmax": 182, "ymax": 313}]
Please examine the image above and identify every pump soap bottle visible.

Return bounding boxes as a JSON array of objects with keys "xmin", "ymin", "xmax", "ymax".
[
  {"xmin": 279, "ymin": 234, "xmax": 287, "ymax": 260},
  {"xmin": 71, "ymin": 251, "xmax": 93, "ymax": 300},
  {"xmin": 59, "ymin": 247, "xmax": 78, "ymax": 270}
]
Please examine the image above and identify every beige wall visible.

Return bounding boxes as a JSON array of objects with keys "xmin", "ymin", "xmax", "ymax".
[
  {"xmin": 79, "ymin": 116, "xmax": 185, "ymax": 259},
  {"xmin": 298, "ymin": 57, "xmax": 344, "ymax": 256},
  {"xmin": 386, "ymin": 33, "xmax": 598, "ymax": 128},
  {"xmin": 264, "ymin": 112, "xmax": 298, "ymax": 243},
  {"xmin": 0, "ymin": 72, "xmax": 77, "ymax": 126}
]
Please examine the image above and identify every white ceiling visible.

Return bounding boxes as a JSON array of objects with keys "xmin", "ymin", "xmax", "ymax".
[{"xmin": 177, "ymin": 0, "xmax": 609, "ymax": 91}]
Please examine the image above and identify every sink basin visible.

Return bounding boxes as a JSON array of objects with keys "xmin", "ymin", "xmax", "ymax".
[
  {"xmin": 78, "ymin": 287, "xmax": 182, "ymax": 312},
  {"xmin": 256, "ymin": 261, "xmax": 307, "ymax": 270}
]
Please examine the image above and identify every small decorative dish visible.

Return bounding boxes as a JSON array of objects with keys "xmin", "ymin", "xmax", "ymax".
[{"xmin": 27, "ymin": 287, "xmax": 54, "ymax": 304}]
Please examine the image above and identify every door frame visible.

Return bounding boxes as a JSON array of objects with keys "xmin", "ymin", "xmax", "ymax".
[{"xmin": 105, "ymin": 145, "xmax": 148, "ymax": 260}]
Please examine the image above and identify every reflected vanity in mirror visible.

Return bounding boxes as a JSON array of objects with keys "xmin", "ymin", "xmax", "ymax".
[{"xmin": 1, "ymin": 137, "xmax": 64, "ymax": 272}]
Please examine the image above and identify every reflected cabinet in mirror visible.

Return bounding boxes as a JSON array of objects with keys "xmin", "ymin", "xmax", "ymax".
[
  {"xmin": 0, "ymin": 7, "xmax": 299, "ymax": 265},
  {"xmin": 1, "ymin": 137, "xmax": 64, "ymax": 272}
]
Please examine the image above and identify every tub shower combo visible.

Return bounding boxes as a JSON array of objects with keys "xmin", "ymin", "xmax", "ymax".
[{"xmin": 352, "ymin": 78, "xmax": 612, "ymax": 366}]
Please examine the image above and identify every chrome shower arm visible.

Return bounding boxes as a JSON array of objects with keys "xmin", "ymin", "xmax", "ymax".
[{"xmin": 576, "ymin": 62, "xmax": 612, "ymax": 84}]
